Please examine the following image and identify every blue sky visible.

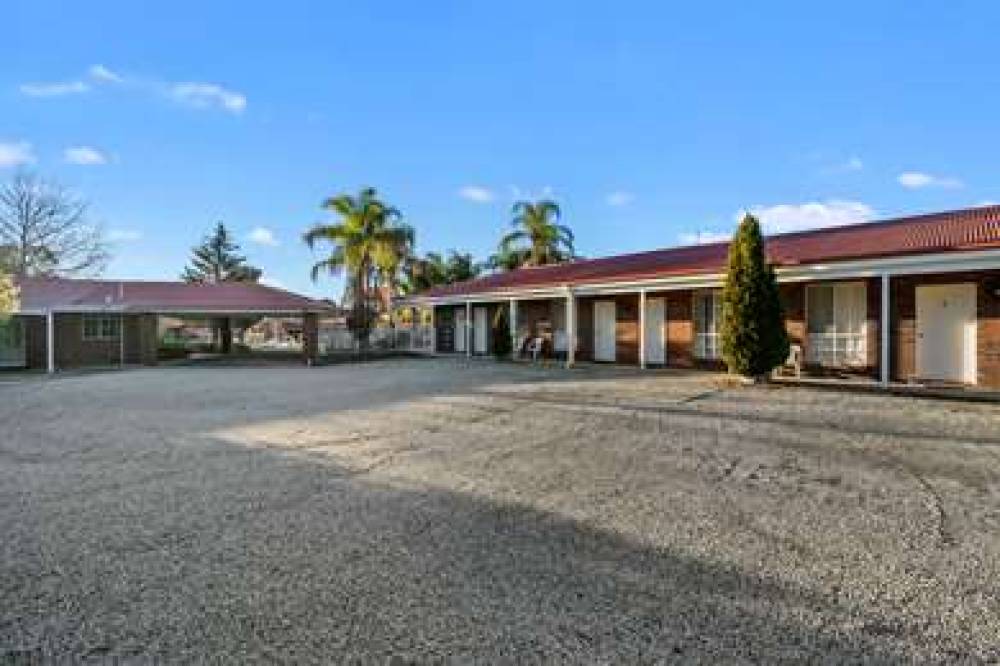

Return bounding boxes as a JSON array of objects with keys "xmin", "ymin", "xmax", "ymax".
[{"xmin": 4, "ymin": 2, "xmax": 999, "ymax": 298}]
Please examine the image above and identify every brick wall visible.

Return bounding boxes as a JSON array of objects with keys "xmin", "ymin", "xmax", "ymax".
[
  {"xmin": 892, "ymin": 270, "xmax": 1000, "ymax": 386},
  {"xmin": 23, "ymin": 315, "xmax": 46, "ymax": 369},
  {"xmin": 663, "ymin": 290, "xmax": 694, "ymax": 368},
  {"xmin": 46, "ymin": 313, "xmax": 158, "ymax": 369},
  {"xmin": 427, "ymin": 268, "xmax": 1000, "ymax": 388}
]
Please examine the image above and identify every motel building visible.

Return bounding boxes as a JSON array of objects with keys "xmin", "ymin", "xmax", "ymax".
[{"xmin": 407, "ymin": 206, "xmax": 1000, "ymax": 389}]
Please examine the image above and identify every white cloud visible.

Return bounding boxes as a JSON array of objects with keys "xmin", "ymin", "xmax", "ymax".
[
  {"xmin": 508, "ymin": 185, "xmax": 555, "ymax": 201},
  {"xmin": 19, "ymin": 66, "xmax": 248, "ymax": 115},
  {"xmin": 844, "ymin": 156, "xmax": 863, "ymax": 171},
  {"xmin": 605, "ymin": 191, "xmax": 635, "ymax": 207},
  {"xmin": 19, "ymin": 80, "xmax": 90, "ymax": 97},
  {"xmin": 679, "ymin": 230, "xmax": 732, "ymax": 245},
  {"xmin": 248, "ymin": 226, "xmax": 279, "ymax": 246},
  {"xmin": 0, "ymin": 141, "xmax": 35, "ymax": 167},
  {"xmin": 820, "ymin": 155, "xmax": 864, "ymax": 174},
  {"xmin": 458, "ymin": 185, "xmax": 494, "ymax": 203},
  {"xmin": 679, "ymin": 199, "xmax": 875, "ymax": 245},
  {"xmin": 747, "ymin": 200, "xmax": 874, "ymax": 234},
  {"xmin": 169, "ymin": 82, "xmax": 247, "ymax": 113},
  {"xmin": 63, "ymin": 146, "xmax": 108, "ymax": 165},
  {"xmin": 88, "ymin": 64, "xmax": 123, "ymax": 84},
  {"xmin": 897, "ymin": 171, "xmax": 962, "ymax": 189},
  {"xmin": 260, "ymin": 277, "xmax": 287, "ymax": 290},
  {"xmin": 108, "ymin": 229, "xmax": 142, "ymax": 242}
]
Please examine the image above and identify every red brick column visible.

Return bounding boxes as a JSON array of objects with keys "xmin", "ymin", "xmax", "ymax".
[{"xmin": 302, "ymin": 312, "xmax": 319, "ymax": 365}]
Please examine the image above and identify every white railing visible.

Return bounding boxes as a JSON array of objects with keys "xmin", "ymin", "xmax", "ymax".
[
  {"xmin": 318, "ymin": 325, "xmax": 435, "ymax": 355},
  {"xmin": 806, "ymin": 332, "xmax": 867, "ymax": 367}
]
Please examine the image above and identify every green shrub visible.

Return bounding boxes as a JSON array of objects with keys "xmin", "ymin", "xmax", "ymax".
[
  {"xmin": 720, "ymin": 213, "xmax": 789, "ymax": 379},
  {"xmin": 491, "ymin": 306, "xmax": 513, "ymax": 359}
]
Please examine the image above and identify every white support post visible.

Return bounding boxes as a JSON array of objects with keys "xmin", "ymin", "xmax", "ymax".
[
  {"xmin": 565, "ymin": 290, "xmax": 576, "ymax": 368},
  {"xmin": 46, "ymin": 310, "xmax": 55, "ymax": 374},
  {"xmin": 639, "ymin": 289, "xmax": 647, "ymax": 369},
  {"xmin": 880, "ymin": 273, "xmax": 890, "ymax": 385},
  {"xmin": 429, "ymin": 305, "xmax": 437, "ymax": 353},
  {"xmin": 119, "ymin": 312, "xmax": 125, "ymax": 368},
  {"xmin": 509, "ymin": 298, "xmax": 518, "ymax": 357},
  {"xmin": 465, "ymin": 301, "xmax": 472, "ymax": 357}
]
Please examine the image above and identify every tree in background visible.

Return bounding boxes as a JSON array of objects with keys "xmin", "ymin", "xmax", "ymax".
[
  {"xmin": 303, "ymin": 187, "xmax": 414, "ymax": 348},
  {"xmin": 181, "ymin": 222, "xmax": 262, "ymax": 353},
  {"xmin": 485, "ymin": 244, "xmax": 529, "ymax": 273},
  {"xmin": 181, "ymin": 222, "xmax": 261, "ymax": 283},
  {"xmin": 492, "ymin": 200, "xmax": 574, "ymax": 270},
  {"xmin": 403, "ymin": 250, "xmax": 481, "ymax": 294},
  {"xmin": 719, "ymin": 213, "xmax": 789, "ymax": 381},
  {"xmin": 0, "ymin": 171, "xmax": 109, "ymax": 277}
]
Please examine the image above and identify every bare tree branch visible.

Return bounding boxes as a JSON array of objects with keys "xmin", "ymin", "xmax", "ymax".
[{"xmin": 0, "ymin": 171, "xmax": 109, "ymax": 277}]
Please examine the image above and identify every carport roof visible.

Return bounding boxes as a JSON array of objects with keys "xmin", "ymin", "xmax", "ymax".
[
  {"xmin": 14, "ymin": 277, "xmax": 331, "ymax": 314},
  {"xmin": 420, "ymin": 204, "xmax": 1000, "ymax": 298}
]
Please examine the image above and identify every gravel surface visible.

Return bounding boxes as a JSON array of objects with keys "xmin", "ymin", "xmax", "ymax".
[{"xmin": 2, "ymin": 358, "xmax": 999, "ymax": 663}]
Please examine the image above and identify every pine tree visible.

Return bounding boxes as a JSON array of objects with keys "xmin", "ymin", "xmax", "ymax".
[
  {"xmin": 720, "ymin": 213, "xmax": 789, "ymax": 379},
  {"xmin": 181, "ymin": 222, "xmax": 261, "ymax": 353},
  {"xmin": 181, "ymin": 222, "xmax": 261, "ymax": 284}
]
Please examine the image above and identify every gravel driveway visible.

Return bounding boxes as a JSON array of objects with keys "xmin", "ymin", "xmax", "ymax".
[{"xmin": 2, "ymin": 358, "xmax": 999, "ymax": 663}]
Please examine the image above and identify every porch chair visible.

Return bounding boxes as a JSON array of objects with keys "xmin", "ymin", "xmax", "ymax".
[
  {"xmin": 526, "ymin": 336, "xmax": 544, "ymax": 362},
  {"xmin": 774, "ymin": 343, "xmax": 802, "ymax": 379}
]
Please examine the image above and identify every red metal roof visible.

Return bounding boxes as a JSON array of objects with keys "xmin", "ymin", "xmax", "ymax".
[
  {"xmin": 15, "ymin": 277, "xmax": 330, "ymax": 313},
  {"xmin": 423, "ymin": 205, "xmax": 1000, "ymax": 298}
]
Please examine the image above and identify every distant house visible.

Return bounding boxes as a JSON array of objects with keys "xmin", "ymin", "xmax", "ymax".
[
  {"xmin": 406, "ymin": 205, "xmax": 1000, "ymax": 388},
  {"xmin": 0, "ymin": 278, "xmax": 330, "ymax": 372}
]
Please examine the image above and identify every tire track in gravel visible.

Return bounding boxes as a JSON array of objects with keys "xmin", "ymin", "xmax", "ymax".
[{"xmin": 876, "ymin": 449, "xmax": 957, "ymax": 549}]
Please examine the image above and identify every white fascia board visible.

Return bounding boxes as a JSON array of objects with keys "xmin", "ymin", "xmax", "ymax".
[
  {"xmin": 406, "ymin": 248, "xmax": 1000, "ymax": 305},
  {"xmin": 13, "ymin": 307, "xmax": 327, "ymax": 316},
  {"xmin": 136, "ymin": 308, "xmax": 326, "ymax": 315}
]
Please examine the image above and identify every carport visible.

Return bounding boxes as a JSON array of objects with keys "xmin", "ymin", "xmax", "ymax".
[{"xmin": 5, "ymin": 277, "xmax": 330, "ymax": 372}]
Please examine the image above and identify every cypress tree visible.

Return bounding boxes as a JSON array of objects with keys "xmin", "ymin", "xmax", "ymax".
[
  {"xmin": 720, "ymin": 213, "xmax": 789, "ymax": 379},
  {"xmin": 491, "ymin": 306, "xmax": 513, "ymax": 359}
]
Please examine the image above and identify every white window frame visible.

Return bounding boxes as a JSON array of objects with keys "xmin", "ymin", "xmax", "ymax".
[
  {"xmin": 82, "ymin": 315, "xmax": 122, "ymax": 341},
  {"xmin": 805, "ymin": 281, "xmax": 868, "ymax": 368},
  {"xmin": 693, "ymin": 290, "xmax": 722, "ymax": 360}
]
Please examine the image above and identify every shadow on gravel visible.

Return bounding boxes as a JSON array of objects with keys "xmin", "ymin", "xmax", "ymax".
[
  {"xmin": 3, "ymin": 360, "xmax": 995, "ymax": 661},
  {"xmin": 3, "ymin": 438, "xmax": 941, "ymax": 663}
]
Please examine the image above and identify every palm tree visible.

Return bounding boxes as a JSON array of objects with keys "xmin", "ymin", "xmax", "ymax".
[
  {"xmin": 303, "ymin": 187, "xmax": 413, "ymax": 345},
  {"xmin": 495, "ymin": 200, "xmax": 575, "ymax": 269},
  {"xmin": 402, "ymin": 250, "xmax": 481, "ymax": 294},
  {"xmin": 486, "ymin": 245, "xmax": 529, "ymax": 272}
]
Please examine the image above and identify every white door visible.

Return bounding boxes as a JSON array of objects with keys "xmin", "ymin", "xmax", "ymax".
[
  {"xmin": 593, "ymin": 300, "xmax": 617, "ymax": 362},
  {"xmin": 473, "ymin": 307, "xmax": 488, "ymax": 354},
  {"xmin": 644, "ymin": 297, "xmax": 666, "ymax": 365},
  {"xmin": 916, "ymin": 283, "xmax": 977, "ymax": 383},
  {"xmin": 454, "ymin": 308, "xmax": 466, "ymax": 353},
  {"xmin": 0, "ymin": 318, "xmax": 26, "ymax": 368}
]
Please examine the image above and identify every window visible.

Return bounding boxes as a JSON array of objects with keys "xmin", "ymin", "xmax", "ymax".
[
  {"xmin": 806, "ymin": 282, "xmax": 867, "ymax": 367},
  {"xmin": 693, "ymin": 291, "xmax": 722, "ymax": 360},
  {"xmin": 83, "ymin": 315, "xmax": 121, "ymax": 341}
]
